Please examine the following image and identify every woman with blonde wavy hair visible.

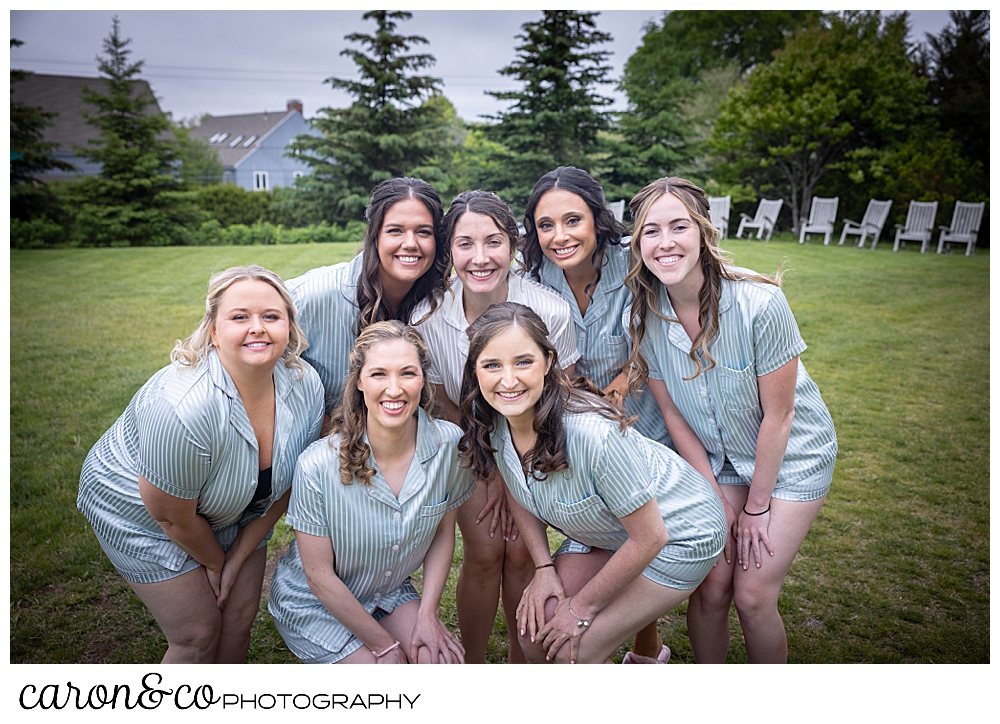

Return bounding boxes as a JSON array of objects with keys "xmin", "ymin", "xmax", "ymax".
[
  {"xmin": 77, "ymin": 265, "xmax": 325, "ymax": 663},
  {"xmin": 624, "ymin": 177, "xmax": 837, "ymax": 663},
  {"xmin": 268, "ymin": 321, "xmax": 473, "ymax": 663}
]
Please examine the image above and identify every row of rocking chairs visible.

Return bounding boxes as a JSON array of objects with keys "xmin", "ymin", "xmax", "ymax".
[{"xmin": 709, "ymin": 195, "xmax": 985, "ymax": 256}]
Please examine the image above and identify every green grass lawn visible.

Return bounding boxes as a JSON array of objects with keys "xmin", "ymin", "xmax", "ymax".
[{"xmin": 9, "ymin": 234, "xmax": 989, "ymax": 663}]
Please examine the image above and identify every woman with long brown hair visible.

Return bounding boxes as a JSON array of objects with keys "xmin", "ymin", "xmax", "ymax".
[{"xmin": 625, "ymin": 177, "xmax": 837, "ymax": 663}]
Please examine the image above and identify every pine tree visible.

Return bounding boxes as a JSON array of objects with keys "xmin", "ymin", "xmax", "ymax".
[
  {"xmin": 290, "ymin": 10, "xmax": 453, "ymax": 225},
  {"xmin": 72, "ymin": 17, "xmax": 199, "ymax": 246},
  {"xmin": 10, "ymin": 39, "xmax": 75, "ymax": 221},
  {"xmin": 481, "ymin": 11, "xmax": 615, "ymax": 208}
]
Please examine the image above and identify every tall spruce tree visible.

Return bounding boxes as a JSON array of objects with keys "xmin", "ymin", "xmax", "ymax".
[
  {"xmin": 72, "ymin": 17, "xmax": 197, "ymax": 246},
  {"xmin": 481, "ymin": 11, "xmax": 615, "ymax": 208},
  {"xmin": 289, "ymin": 10, "xmax": 452, "ymax": 225},
  {"xmin": 10, "ymin": 39, "xmax": 75, "ymax": 221}
]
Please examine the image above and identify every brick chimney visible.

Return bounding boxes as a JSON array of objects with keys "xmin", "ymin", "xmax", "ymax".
[{"xmin": 287, "ymin": 99, "xmax": 303, "ymax": 115}]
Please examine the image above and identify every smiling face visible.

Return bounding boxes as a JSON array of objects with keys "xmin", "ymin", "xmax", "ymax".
[
  {"xmin": 376, "ymin": 197, "xmax": 436, "ymax": 288},
  {"xmin": 210, "ymin": 279, "xmax": 290, "ymax": 376},
  {"xmin": 357, "ymin": 337, "xmax": 424, "ymax": 433},
  {"xmin": 533, "ymin": 189, "xmax": 599, "ymax": 274},
  {"xmin": 451, "ymin": 211, "xmax": 513, "ymax": 299},
  {"xmin": 475, "ymin": 324, "xmax": 552, "ymax": 431},
  {"xmin": 638, "ymin": 192, "xmax": 705, "ymax": 296}
]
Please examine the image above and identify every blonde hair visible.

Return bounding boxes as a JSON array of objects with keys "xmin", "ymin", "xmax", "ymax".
[
  {"xmin": 330, "ymin": 321, "xmax": 438, "ymax": 486},
  {"xmin": 171, "ymin": 265, "xmax": 307, "ymax": 372},
  {"xmin": 625, "ymin": 178, "xmax": 782, "ymax": 385}
]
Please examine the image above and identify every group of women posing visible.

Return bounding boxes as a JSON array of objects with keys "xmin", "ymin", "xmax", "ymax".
[{"xmin": 78, "ymin": 167, "xmax": 837, "ymax": 664}]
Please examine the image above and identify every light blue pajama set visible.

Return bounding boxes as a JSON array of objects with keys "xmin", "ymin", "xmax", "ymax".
[
  {"xmin": 493, "ymin": 411, "xmax": 726, "ymax": 590},
  {"xmin": 268, "ymin": 409, "xmax": 475, "ymax": 663},
  {"xmin": 285, "ymin": 253, "xmax": 365, "ymax": 414},
  {"xmin": 77, "ymin": 350, "xmax": 325, "ymax": 583},
  {"xmin": 639, "ymin": 274, "xmax": 837, "ymax": 501},
  {"xmin": 525, "ymin": 242, "xmax": 672, "ymax": 448}
]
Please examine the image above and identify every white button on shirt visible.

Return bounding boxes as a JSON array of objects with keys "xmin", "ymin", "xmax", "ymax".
[
  {"xmin": 268, "ymin": 409, "xmax": 475, "ymax": 654},
  {"xmin": 639, "ymin": 274, "xmax": 837, "ymax": 488}
]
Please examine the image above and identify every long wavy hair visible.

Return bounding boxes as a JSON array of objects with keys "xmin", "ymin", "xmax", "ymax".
[
  {"xmin": 457, "ymin": 302, "xmax": 629, "ymax": 482},
  {"xmin": 519, "ymin": 166, "xmax": 628, "ymax": 300},
  {"xmin": 356, "ymin": 177, "xmax": 448, "ymax": 330},
  {"xmin": 171, "ymin": 265, "xmax": 307, "ymax": 373},
  {"xmin": 624, "ymin": 177, "xmax": 782, "ymax": 385},
  {"xmin": 441, "ymin": 189, "xmax": 520, "ymax": 275},
  {"xmin": 330, "ymin": 321, "xmax": 437, "ymax": 487}
]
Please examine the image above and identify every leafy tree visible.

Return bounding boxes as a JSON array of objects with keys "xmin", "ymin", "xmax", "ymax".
[
  {"xmin": 482, "ymin": 10, "xmax": 615, "ymax": 208},
  {"xmin": 10, "ymin": 39, "xmax": 75, "ymax": 221},
  {"xmin": 172, "ymin": 117, "xmax": 224, "ymax": 186},
  {"xmin": 605, "ymin": 11, "xmax": 824, "ymax": 200},
  {"xmin": 921, "ymin": 11, "xmax": 989, "ymax": 179},
  {"xmin": 710, "ymin": 11, "xmax": 925, "ymax": 235},
  {"xmin": 71, "ymin": 17, "xmax": 202, "ymax": 246},
  {"xmin": 289, "ymin": 10, "xmax": 453, "ymax": 225}
]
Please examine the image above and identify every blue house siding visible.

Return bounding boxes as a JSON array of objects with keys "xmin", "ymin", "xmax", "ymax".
[{"xmin": 232, "ymin": 113, "xmax": 320, "ymax": 191}]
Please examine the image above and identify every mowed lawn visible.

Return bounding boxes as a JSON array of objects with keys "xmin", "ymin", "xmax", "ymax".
[{"xmin": 9, "ymin": 236, "xmax": 989, "ymax": 663}]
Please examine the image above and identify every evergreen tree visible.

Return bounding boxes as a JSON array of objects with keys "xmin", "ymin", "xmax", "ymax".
[
  {"xmin": 922, "ymin": 11, "xmax": 990, "ymax": 179},
  {"xmin": 289, "ymin": 10, "xmax": 453, "ymax": 225},
  {"xmin": 10, "ymin": 39, "xmax": 75, "ymax": 221},
  {"xmin": 481, "ymin": 11, "xmax": 615, "ymax": 208},
  {"xmin": 72, "ymin": 17, "xmax": 200, "ymax": 246}
]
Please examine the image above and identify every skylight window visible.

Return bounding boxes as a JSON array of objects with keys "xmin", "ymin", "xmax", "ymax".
[
  {"xmin": 208, "ymin": 132, "xmax": 229, "ymax": 144},
  {"xmin": 242, "ymin": 135, "xmax": 258, "ymax": 148},
  {"xmin": 228, "ymin": 135, "xmax": 245, "ymax": 148}
]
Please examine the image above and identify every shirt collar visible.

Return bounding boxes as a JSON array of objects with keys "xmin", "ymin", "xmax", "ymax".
[
  {"xmin": 656, "ymin": 276, "xmax": 734, "ymax": 353},
  {"xmin": 338, "ymin": 251, "xmax": 366, "ymax": 306}
]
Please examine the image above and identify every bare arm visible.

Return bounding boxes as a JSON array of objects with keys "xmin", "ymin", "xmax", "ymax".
[
  {"xmin": 432, "ymin": 384, "xmax": 461, "ymax": 426},
  {"xmin": 296, "ymin": 530, "xmax": 399, "ymax": 655},
  {"xmin": 139, "ymin": 474, "xmax": 226, "ymax": 594},
  {"xmin": 738, "ymin": 357, "xmax": 797, "ymax": 569},
  {"xmin": 217, "ymin": 488, "xmax": 291, "ymax": 607},
  {"xmin": 409, "ymin": 510, "xmax": 465, "ymax": 663}
]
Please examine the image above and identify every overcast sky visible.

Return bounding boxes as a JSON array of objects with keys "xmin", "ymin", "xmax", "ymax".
[{"xmin": 10, "ymin": 9, "xmax": 956, "ymax": 125}]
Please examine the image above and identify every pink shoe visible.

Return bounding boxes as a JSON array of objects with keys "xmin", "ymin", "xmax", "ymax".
[{"xmin": 622, "ymin": 644, "xmax": 671, "ymax": 664}]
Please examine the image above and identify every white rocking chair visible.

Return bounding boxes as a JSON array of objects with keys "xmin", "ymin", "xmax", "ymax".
[
  {"xmin": 735, "ymin": 199, "xmax": 783, "ymax": 241},
  {"xmin": 840, "ymin": 199, "xmax": 893, "ymax": 249},
  {"xmin": 937, "ymin": 201, "xmax": 985, "ymax": 256},
  {"xmin": 707, "ymin": 195, "xmax": 731, "ymax": 239},
  {"xmin": 893, "ymin": 201, "xmax": 938, "ymax": 252},
  {"xmin": 798, "ymin": 197, "xmax": 839, "ymax": 245}
]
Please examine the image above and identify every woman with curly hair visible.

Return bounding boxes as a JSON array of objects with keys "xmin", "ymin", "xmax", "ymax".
[
  {"xmin": 458, "ymin": 302, "xmax": 725, "ymax": 664},
  {"xmin": 286, "ymin": 177, "xmax": 449, "ymax": 423},
  {"xmin": 624, "ymin": 177, "xmax": 837, "ymax": 663},
  {"xmin": 268, "ymin": 322, "xmax": 474, "ymax": 663},
  {"xmin": 77, "ymin": 265, "xmax": 325, "ymax": 663}
]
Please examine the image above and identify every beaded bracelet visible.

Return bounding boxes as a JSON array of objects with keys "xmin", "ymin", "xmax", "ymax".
[
  {"xmin": 371, "ymin": 640, "xmax": 401, "ymax": 659},
  {"xmin": 742, "ymin": 503, "xmax": 771, "ymax": 516}
]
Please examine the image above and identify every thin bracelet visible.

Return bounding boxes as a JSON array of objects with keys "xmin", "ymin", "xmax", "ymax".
[
  {"xmin": 742, "ymin": 503, "xmax": 771, "ymax": 516},
  {"xmin": 535, "ymin": 562, "xmax": 556, "ymax": 571},
  {"xmin": 567, "ymin": 597, "xmax": 593, "ymax": 630},
  {"xmin": 371, "ymin": 640, "xmax": 401, "ymax": 659}
]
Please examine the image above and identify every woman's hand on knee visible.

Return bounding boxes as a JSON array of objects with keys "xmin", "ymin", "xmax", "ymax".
[
  {"xmin": 737, "ymin": 507, "xmax": 774, "ymax": 570},
  {"xmin": 517, "ymin": 567, "xmax": 565, "ymax": 643},
  {"xmin": 409, "ymin": 614, "xmax": 465, "ymax": 664},
  {"xmin": 537, "ymin": 597, "xmax": 588, "ymax": 664}
]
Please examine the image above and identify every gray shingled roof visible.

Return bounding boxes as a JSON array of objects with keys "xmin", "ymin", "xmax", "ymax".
[
  {"xmin": 10, "ymin": 72, "xmax": 164, "ymax": 151},
  {"xmin": 189, "ymin": 111, "xmax": 295, "ymax": 168}
]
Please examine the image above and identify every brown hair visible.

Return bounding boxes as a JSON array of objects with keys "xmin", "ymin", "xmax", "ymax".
[
  {"xmin": 624, "ymin": 177, "xmax": 781, "ymax": 386},
  {"xmin": 330, "ymin": 321, "xmax": 437, "ymax": 486},
  {"xmin": 457, "ymin": 302, "xmax": 629, "ymax": 481},
  {"xmin": 171, "ymin": 265, "xmax": 307, "ymax": 373},
  {"xmin": 356, "ymin": 177, "xmax": 448, "ymax": 330}
]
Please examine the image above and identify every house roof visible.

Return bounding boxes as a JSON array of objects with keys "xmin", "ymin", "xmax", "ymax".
[
  {"xmin": 10, "ymin": 72, "xmax": 164, "ymax": 152},
  {"xmin": 189, "ymin": 111, "xmax": 298, "ymax": 168}
]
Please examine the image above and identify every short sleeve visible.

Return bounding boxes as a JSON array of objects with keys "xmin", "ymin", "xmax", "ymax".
[
  {"xmin": 639, "ymin": 326, "xmax": 664, "ymax": 381},
  {"xmin": 134, "ymin": 397, "xmax": 211, "ymax": 500},
  {"xmin": 285, "ymin": 447, "xmax": 332, "ymax": 537},
  {"xmin": 445, "ymin": 464, "xmax": 475, "ymax": 512},
  {"xmin": 594, "ymin": 426, "xmax": 655, "ymax": 518},
  {"xmin": 754, "ymin": 289, "xmax": 807, "ymax": 376},
  {"xmin": 550, "ymin": 307, "xmax": 581, "ymax": 369}
]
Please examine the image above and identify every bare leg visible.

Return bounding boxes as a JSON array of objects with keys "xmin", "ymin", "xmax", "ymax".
[
  {"xmin": 632, "ymin": 621, "xmax": 663, "ymax": 658},
  {"xmin": 499, "ymin": 535, "xmax": 532, "ymax": 663},
  {"xmin": 730, "ymin": 495, "xmax": 826, "ymax": 663},
  {"xmin": 214, "ymin": 546, "xmax": 267, "ymax": 663},
  {"xmin": 127, "ymin": 567, "xmax": 222, "ymax": 664}
]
